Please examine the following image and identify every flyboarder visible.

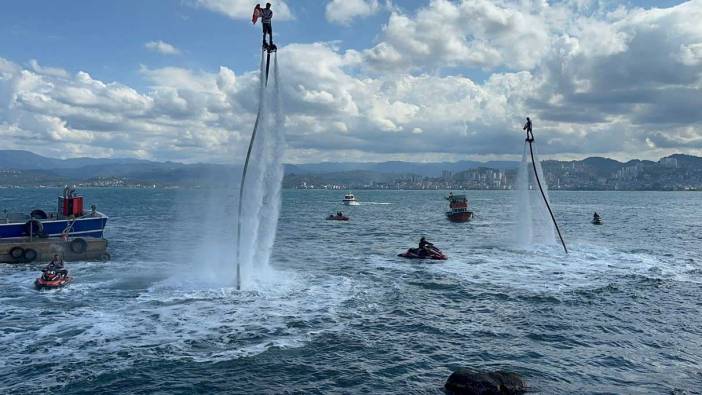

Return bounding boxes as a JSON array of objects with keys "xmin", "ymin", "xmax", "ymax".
[
  {"xmin": 523, "ymin": 117, "xmax": 534, "ymax": 142},
  {"xmin": 252, "ymin": 3, "xmax": 275, "ymax": 51},
  {"xmin": 521, "ymin": 118, "xmax": 568, "ymax": 254}
]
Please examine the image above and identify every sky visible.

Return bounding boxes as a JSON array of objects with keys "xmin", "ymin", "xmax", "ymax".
[{"xmin": 0, "ymin": 0, "xmax": 700, "ymax": 164}]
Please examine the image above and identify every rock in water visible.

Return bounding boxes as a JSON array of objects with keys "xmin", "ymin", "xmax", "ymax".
[{"xmin": 445, "ymin": 368, "xmax": 526, "ymax": 395}]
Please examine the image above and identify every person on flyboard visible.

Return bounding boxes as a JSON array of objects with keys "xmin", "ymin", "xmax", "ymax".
[
  {"xmin": 252, "ymin": 3, "xmax": 274, "ymax": 50},
  {"xmin": 523, "ymin": 117, "xmax": 534, "ymax": 142}
]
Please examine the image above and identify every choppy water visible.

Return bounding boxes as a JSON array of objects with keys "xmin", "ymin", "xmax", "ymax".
[{"xmin": 1, "ymin": 188, "xmax": 701, "ymax": 394}]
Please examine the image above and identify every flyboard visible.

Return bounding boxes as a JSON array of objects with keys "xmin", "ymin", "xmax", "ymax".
[
  {"xmin": 235, "ymin": 42, "xmax": 277, "ymax": 290},
  {"xmin": 263, "ymin": 43, "xmax": 277, "ymax": 86},
  {"xmin": 525, "ymin": 129, "xmax": 568, "ymax": 254}
]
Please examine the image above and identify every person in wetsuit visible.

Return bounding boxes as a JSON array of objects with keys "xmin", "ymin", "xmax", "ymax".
[{"xmin": 523, "ymin": 117, "xmax": 534, "ymax": 142}]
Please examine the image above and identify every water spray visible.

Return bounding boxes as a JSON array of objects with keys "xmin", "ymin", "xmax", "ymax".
[
  {"xmin": 524, "ymin": 130, "xmax": 568, "ymax": 254},
  {"xmin": 235, "ymin": 47, "xmax": 283, "ymax": 290},
  {"xmin": 236, "ymin": 50, "xmax": 266, "ymax": 290}
]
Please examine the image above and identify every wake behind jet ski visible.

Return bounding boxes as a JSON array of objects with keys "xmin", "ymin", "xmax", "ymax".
[{"xmin": 398, "ymin": 237, "xmax": 448, "ymax": 260}]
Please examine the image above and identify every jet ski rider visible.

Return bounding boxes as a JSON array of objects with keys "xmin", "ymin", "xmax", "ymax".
[
  {"xmin": 44, "ymin": 254, "xmax": 67, "ymax": 277},
  {"xmin": 419, "ymin": 237, "xmax": 434, "ymax": 257}
]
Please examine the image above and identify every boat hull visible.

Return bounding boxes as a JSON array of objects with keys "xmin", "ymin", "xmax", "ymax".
[
  {"xmin": 0, "ymin": 214, "xmax": 108, "ymax": 239},
  {"xmin": 343, "ymin": 201, "xmax": 359, "ymax": 206},
  {"xmin": 35, "ymin": 276, "xmax": 71, "ymax": 290},
  {"xmin": 446, "ymin": 211, "xmax": 473, "ymax": 223}
]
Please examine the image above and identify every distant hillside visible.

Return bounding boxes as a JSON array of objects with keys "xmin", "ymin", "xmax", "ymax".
[
  {"xmin": 0, "ymin": 150, "xmax": 151, "ymax": 170},
  {"xmin": 0, "ymin": 150, "xmax": 241, "ymax": 187},
  {"xmin": 285, "ymin": 160, "xmax": 518, "ymax": 177},
  {"xmin": 0, "ymin": 150, "xmax": 701, "ymax": 190}
]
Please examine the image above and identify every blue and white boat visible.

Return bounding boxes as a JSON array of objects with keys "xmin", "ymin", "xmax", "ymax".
[{"xmin": 0, "ymin": 187, "xmax": 108, "ymax": 239}]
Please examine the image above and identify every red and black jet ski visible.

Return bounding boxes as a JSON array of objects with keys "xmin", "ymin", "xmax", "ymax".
[
  {"xmin": 35, "ymin": 269, "xmax": 71, "ymax": 290},
  {"xmin": 398, "ymin": 246, "xmax": 447, "ymax": 260},
  {"xmin": 326, "ymin": 214, "xmax": 349, "ymax": 221}
]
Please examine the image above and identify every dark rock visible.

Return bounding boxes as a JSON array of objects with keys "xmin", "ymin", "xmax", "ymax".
[{"xmin": 445, "ymin": 368, "xmax": 526, "ymax": 395}]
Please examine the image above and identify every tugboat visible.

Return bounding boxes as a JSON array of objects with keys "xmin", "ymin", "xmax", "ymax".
[
  {"xmin": 0, "ymin": 186, "xmax": 108, "ymax": 239},
  {"xmin": 343, "ymin": 193, "xmax": 360, "ymax": 206},
  {"xmin": 445, "ymin": 193, "xmax": 473, "ymax": 222}
]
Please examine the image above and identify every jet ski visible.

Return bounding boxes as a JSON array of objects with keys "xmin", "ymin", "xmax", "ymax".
[
  {"xmin": 326, "ymin": 214, "xmax": 349, "ymax": 221},
  {"xmin": 35, "ymin": 269, "xmax": 71, "ymax": 290},
  {"xmin": 592, "ymin": 218, "xmax": 603, "ymax": 225},
  {"xmin": 398, "ymin": 246, "xmax": 447, "ymax": 260}
]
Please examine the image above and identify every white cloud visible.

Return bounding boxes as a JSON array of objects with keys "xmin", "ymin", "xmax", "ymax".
[
  {"xmin": 195, "ymin": 0, "xmax": 293, "ymax": 21},
  {"xmin": 144, "ymin": 40, "xmax": 181, "ymax": 55},
  {"xmin": 1, "ymin": 1, "xmax": 702, "ymax": 163},
  {"xmin": 326, "ymin": 0, "xmax": 380, "ymax": 25},
  {"xmin": 364, "ymin": 0, "xmax": 553, "ymax": 72},
  {"xmin": 28, "ymin": 60, "xmax": 69, "ymax": 78}
]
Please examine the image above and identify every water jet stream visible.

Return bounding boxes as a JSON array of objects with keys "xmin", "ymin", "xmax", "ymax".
[
  {"xmin": 527, "ymin": 136, "xmax": 568, "ymax": 254},
  {"xmin": 236, "ymin": 49, "xmax": 284, "ymax": 289}
]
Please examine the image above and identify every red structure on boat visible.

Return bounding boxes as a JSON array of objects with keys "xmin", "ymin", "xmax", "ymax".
[{"xmin": 445, "ymin": 193, "xmax": 473, "ymax": 222}]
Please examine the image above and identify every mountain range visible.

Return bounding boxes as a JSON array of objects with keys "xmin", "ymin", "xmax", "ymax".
[{"xmin": 0, "ymin": 150, "xmax": 701, "ymax": 190}]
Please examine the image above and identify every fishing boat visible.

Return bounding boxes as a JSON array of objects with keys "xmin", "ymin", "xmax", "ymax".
[
  {"xmin": 343, "ymin": 193, "xmax": 359, "ymax": 206},
  {"xmin": 0, "ymin": 187, "xmax": 108, "ymax": 240},
  {"xmin": 445, "ymin": 193, "xmax": 473, "ymax": 223}
]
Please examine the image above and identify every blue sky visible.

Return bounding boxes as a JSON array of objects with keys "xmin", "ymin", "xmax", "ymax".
[
  {"xmin": 2, "ymin": 0, "xmax": 678, "ymax": 87},
  {"xmin": 0, "ymin": 1, "xmax": 424, "ymax": 88},
  {"xmin": 0, "ymin": 0, "xmax": 700, "ymax": 163}
]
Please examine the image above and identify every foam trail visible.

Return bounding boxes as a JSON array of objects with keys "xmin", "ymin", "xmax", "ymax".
[
  {"xmin": 236, "ymin": 52, "xmax": 286, "ymax": 289},
  {"xmin": 514, "ymin": 141, "xmax": 556, "ymax": 247}
]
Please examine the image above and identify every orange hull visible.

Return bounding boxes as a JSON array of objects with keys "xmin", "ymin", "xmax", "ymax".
[{"xmin": 446, "ymin": 211, "xmax": 473, "ymax": 222}]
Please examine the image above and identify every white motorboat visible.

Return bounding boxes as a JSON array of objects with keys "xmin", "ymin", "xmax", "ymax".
[{"xmin": 343, "ymin": 193, "xmax": 359, "ymax": 206}]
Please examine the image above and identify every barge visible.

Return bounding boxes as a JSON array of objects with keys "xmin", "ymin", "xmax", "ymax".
[{"xmin": 0, "ymin": 187, "xmax": 109, "ymax": 263}]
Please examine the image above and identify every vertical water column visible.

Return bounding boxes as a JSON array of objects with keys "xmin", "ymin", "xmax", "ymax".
[
  {"xmin": 514, "ymin": 141, "xmax": 557, "ymax": 248},
  {"xmin": 236, "ymin": 52, "xmax": 285, "ymax": 289}
]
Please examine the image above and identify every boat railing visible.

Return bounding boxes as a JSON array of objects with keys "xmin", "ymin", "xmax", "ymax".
[{"xmin": 2, "ymin": 213, "xmax": 30, "ymax": 224}]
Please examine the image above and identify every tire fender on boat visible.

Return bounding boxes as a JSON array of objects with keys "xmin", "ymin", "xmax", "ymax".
[
  {"xmin": 24, "ymin": 219, "xmax": 44, "ymax": 236},
  {"xmin": 22, "ymin": 248, "xmax": 37, "ymax": 263},
  {"xmin": 70, "ymin": 238, "xmax": 88, "ymax": 254},
  {"xmin": 9, "ymin": 246, "xmax": 25, "ymax": 260},
  {"xmin": 30, "ymin": 209, "xmax": 48, "ymax": 220}
]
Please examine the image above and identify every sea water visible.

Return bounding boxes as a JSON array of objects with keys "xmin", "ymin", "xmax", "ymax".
[{"xmin": 1, "ymin": 188, "xmax": 701, "ymax": 393}]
